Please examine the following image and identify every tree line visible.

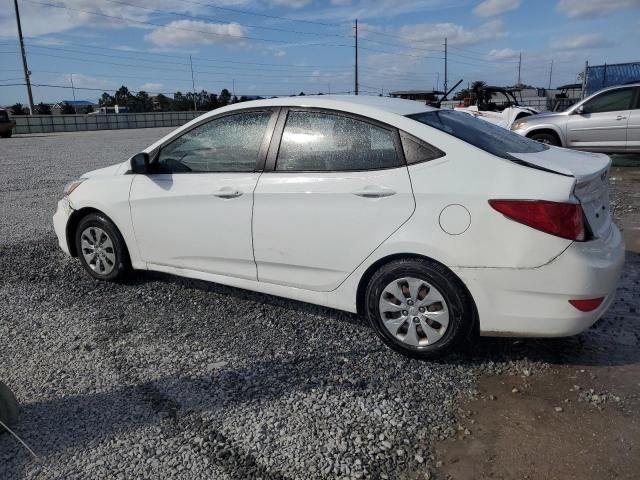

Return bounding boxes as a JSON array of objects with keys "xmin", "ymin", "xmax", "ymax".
[
  {"xmin": 6, "ymin": 84, "xmax": 293, "ymax": 115},
  {"xmin": 98, "ymin": 86, "xmax": 251, "ymax": 112}
]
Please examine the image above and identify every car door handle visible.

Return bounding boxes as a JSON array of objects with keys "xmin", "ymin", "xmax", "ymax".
[
  {"xmin": 211, "ymin": 187, "xmax": 243, "ymax": 199},
  {"xmin": 616, "ymin": 115, "xmax": 627, "ymax": 120},
  {"xmin": 352, "ymin": 186, "xmax": 397, "ymax": 198}
]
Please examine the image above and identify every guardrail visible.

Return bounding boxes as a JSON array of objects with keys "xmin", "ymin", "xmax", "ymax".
[{"xmin": 12, "ymin": 111, "xmax": 206, "ymax": 134}]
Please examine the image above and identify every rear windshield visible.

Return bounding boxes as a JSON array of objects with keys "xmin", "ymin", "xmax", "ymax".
[
  {"xmin": 0, "ymin": 110, "xmax": 8, "ymax": 121},
  {"xmin": 407, "ymin": 110, "xmax": 548, "ymax": 159}
]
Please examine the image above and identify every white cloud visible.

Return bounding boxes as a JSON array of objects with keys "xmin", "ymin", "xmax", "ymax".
[
  {"xmin": 487, "ymin": 48, "xmax": 519, "ymax": 61},
  {"xmin": 145, "ymin": 20, "xmax": 247, "ymax": 47},
  {"xmin": 473, "ymin": 0, "xmax": 520, "ymax": 17},
  {"xmin": 548, "ymin": 34, "xmax": 616, "ymax": 50},
  {"xmin": 140, "ymin": 82, "xmax": 164, "ymax": 93},
  {"xmin": 274, "ymin": 50, "xmax": 287, "ymax": 57},
  {"xmin": 398, "ymin": 19, "xmax": 507, "ymax": 48},
  {"xmin": 269, "ymin": 0, "xmax": 311, "ymax": 7},
  {"xmin": 61, "ymin": 73, "xmax": 114, "ymax": 91},
  {"xmin": 557, "ymin": 0, "xmax": 640, "ymax": 17}
]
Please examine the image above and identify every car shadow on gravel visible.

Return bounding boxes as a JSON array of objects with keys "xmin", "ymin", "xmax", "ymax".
[{"xmin": 131, "ymin": 251, "xmax": 640, "ymax": 370}]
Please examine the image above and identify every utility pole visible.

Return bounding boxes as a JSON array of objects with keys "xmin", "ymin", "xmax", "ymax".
[
  {"xmin": 548, "ymin": 60, "xmax": 553, "ymax": 89},
  {"xmin": 517, "ymin": 52, "xmax": 522, "ymax": 85},
  {"xmin": 581, "ymin": 60, "xmax": 589, "ymax": 99},
  {"xmin": 354, "ymin": 19, "xmax": 359, "ymax": 95},
  {"xmin": 189, "ymin": 55, "xmax": 197, "ymax": 111},
  {"xmin": 443, "ymin": 37, "xmax": 448, "ymax": 93},
  {"xmin": 70, "ymin": 73, "xmax": 77, "ymax": 113},
  {"xmin": 13, "ymin": 0, "xmax": 34, "ymax": 114}
]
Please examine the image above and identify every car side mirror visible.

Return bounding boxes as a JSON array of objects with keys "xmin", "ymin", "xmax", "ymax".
[
  {"xmin": 574, "ymin": 105, "xmax": 586, "ymax": 115},
  {"xmin": 130, "ymin": 152, "xmax": 149, "ymax": 174}
]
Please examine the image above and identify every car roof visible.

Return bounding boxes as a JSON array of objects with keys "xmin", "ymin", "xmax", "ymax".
[{"xmin": 217, "ymin": 95, "xmax": 436, "ymax": 117}]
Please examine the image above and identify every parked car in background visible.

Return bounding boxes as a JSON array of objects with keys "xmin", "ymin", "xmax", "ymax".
[
  {"xmin": 511, "ymin": 82, "xmax": 640, "ymax": 152},
  {"xmin": 0, "ymin": 109, "xmax": 16, "ymax": 138},
  {"xmin": 454, "ymin": 86, "xmax": 538, "ymax": 129},
  {"xmin": 53, "ymin": 96, "xmax": 623, "ymax": 359}
]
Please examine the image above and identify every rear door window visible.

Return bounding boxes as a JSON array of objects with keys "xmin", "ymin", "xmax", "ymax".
[{"xmin": 276, "ymin": 111, "xmax": 401, "ymax": 171}]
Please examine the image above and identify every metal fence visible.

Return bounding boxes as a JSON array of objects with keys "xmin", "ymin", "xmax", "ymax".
[
  {"xmin": 12, "ymin": 111, "xmax": 206, "ymax": 134},
  {"xmin": 585, "ymin": 62, "xmax": 640, "ymax": 96}
]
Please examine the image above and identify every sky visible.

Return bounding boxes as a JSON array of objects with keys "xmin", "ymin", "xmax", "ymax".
[{"xmin": 1, "ymin": 0, "xmax": 639, "ymax": 105}]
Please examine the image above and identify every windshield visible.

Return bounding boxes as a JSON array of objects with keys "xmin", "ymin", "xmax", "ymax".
[{"xmin": 407, "ymin": 110, "xmax": 548, "ymax": 159}]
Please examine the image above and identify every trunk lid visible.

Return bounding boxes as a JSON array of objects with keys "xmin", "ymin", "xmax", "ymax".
[{"xmin": 509, "ymin": 147, "xmax": 612, "ymax": 239}]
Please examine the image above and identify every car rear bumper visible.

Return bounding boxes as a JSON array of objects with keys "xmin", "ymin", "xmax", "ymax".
[
  {"xmin": 455, "ymin": 223, "xmax": 625, "ymax": 337},
  {"xmin": 53, "ymin": 198, "xmax": 73, "ymax": 255}
]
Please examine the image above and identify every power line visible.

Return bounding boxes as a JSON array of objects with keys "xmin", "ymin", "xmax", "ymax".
[
  {"xmin": 182, "ymin": 0, "xmax": 344, "ymax": 28},
  {"xmin": 24, "ymin": 0, "xmax": 336, "ymax": 47},
  {"xmin": 101, "ymin": 0, "xmax": 350, "ymax": 40},
  {"xmin": 20, "ymin": 42, "xmax": 352, "ymax": 72}
]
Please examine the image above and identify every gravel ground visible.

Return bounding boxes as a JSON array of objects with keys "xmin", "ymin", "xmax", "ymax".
[{"xmin": 0, "ymin": 129, "xmax": 637, "ymax": 479}]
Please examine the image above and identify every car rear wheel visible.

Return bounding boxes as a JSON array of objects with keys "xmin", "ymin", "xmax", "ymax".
[
  {"xmin": 1, "ymin": 130, "xmax": 11, "ymax": 138},
  {"xmin": 75, "ymin": 213, "xmax": 130, "ymax": 281},
  {"xmin": 364, "ymin": 258, "xmax": 474, "ymax": 359},
  {"xmin": 530, "ymin": 132, "xmax": 559, "ymax": 146}
]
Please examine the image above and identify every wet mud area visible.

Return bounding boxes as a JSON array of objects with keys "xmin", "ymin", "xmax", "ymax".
[{"xmin": 434, "ymin": 166, "xmax": 640, "ymax": 480}]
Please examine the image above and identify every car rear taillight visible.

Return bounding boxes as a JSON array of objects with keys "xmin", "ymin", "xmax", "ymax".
[
  {"xmin": 569, "ymin": 298, "xmax": 604, "ymax": 312},
  {"xmin": 489, "ymin": 200, "xmax": 585, "ymax": 241}
]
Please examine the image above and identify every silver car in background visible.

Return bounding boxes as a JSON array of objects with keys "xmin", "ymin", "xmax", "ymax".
[{"xmin": 511, "ymin": 82, "xmax": 640, "ymax": 153}]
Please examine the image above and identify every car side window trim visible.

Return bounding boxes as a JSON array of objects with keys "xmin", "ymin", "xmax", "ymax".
[
  {"xmin": 147, "ymin": 107, "xmax": 280, "ymax": 174},
  {"xmin": 263, "ymin": 107, "xmax": 407, "ymax": 173}
]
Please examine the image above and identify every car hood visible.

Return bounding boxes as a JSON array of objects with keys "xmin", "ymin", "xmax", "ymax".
[
  {"xmin": 509, "ymin": 146, "xmax": 610, "ymax": 182},
  {"xmin": 81, "ymin": 161, "xmax": 129, "ymax": 178}
]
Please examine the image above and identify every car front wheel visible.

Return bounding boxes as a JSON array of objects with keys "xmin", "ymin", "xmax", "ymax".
[
  {"xmin": 365, "ymin": 258, "xmax": 474, "ymax": 359},
  {"xmin": 530, "ymin": 132, "xmax": 560, "ymax": 146},
  {"xmin": 75, "ymin": 213, "xmax": 130, "ymax": 281}
]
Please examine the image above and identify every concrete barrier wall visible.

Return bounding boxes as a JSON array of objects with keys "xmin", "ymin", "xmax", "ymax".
[{"xmin": 13, "ymin": 111, "xmax": 206, "ymax": 134}]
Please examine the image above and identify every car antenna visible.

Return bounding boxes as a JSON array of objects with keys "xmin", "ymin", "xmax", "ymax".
[{"xmin": 435, "ymin": 79, "xmax": 463, "ymax": 108}]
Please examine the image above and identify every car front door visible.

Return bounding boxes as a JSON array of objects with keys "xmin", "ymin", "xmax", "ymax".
[
  {"xmin": 129, "ymin": 109, "xmax": 277, "ymax": 280},
  {"xmin": 626, "ymin": 87, "xmax": 640, "ymax": 151},
  {"xmin": 566, "ymin": 87, "xmax": 634, "ymax": 152},
  {"xmin": 252, "ymin": 109, "xmax": 415, "ymax": 292}
]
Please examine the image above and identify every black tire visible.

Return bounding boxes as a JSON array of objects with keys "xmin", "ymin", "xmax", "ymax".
[
  {"xmin": 0, "ymin": 130, "xmax": 11, "ymax": 138},
  {"xmin": 530, "ymin": 132, "xmax": 559, "ymax": 146},
  {"xmin": 0, "ymin": 381, "xmax": 18, "ymax": 428},
  {"xmin": 364, "ymin": 258, "xmax": 475, "ymax": 359},
  {"xmin": 75, "ymin": 213, "xmax": 130, "ymax": 281}
]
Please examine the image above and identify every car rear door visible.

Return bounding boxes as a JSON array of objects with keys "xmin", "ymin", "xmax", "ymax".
[
  {"xmin": 252, "ymin": 108, "xmax": 415, "ymax": 292},
  {"xmin": 129, "ymin": 109, "xmax": 277, "ymax": 280},
  {"xmin": 626, "ymin": 87, "xmax": 640, "ymax": 151},
  {"xmin": 566, "ymin": 87, "xmax": 634, "ymax": 152}
]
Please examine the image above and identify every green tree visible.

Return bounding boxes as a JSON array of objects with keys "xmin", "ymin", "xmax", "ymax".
[
  {"xmin": 85, "ymin": 104, "xmax": 94, "ymax": 113},
  {"xmin": 114, "ymin": 86, "xmax": 133, "ymax": 106},
  {"xmin": 154, "ymin": 93, "xmax": 171, "ymax": 111},
  {"xmin": 219, "ymin": 88, "xmax": 231, "ymax": 106},
  {"xmin": 60, "ymin": 102, "xmax": 76, "ymax": 114},
  {"xmin": 172, "ymin": 91, "xmax": 191, "ymax": 111},
  {"xmin": 134, "ymin": 90, "xmax": 152, "ymax": 112},
  {"xmin": 299, "ymin": 91, "xmax": 305, "ymax": 96},
  {"xmin": 36, "ymin": 102, "xmax": 52, "ymax": 114},
  {"xmin": 99, "ymin": 92, "xmax": 115, "ymax": 107},
  {"xmin": 10, "ymin": 103, "xmax": 28, "ymax": 115}
]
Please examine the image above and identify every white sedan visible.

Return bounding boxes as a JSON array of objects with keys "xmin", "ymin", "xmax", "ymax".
[{"xmin": 53, "ymin": 96, "xmax": 624, "ymax": 359}]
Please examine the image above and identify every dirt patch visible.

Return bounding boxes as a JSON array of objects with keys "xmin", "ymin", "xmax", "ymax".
[
  {"xmin": 434, "ymin": 167, "xmax": 640, "ymax": 480},
  {"xmin": 435, "ymin": 364, "xmax": 640, "ymax": 480}
]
